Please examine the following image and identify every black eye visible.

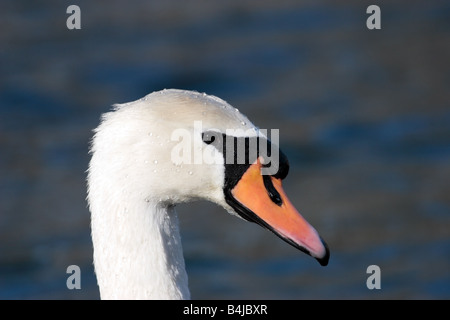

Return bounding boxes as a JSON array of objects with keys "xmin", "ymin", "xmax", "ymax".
[
  {"xmin": 263, "ymin": 175, "xmax": 283, "ymax": 206},
  {"xmin": 202, "ymin": 132, "xmax": 215, "ymax": 145}
]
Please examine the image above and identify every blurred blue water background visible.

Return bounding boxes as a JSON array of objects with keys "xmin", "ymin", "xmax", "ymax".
[{"xmin": 0, "ymin": 0, "xmax": 449, "ymax": 299}]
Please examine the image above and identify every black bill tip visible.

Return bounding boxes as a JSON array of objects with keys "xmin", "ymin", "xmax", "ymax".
[{"xmin": 315, "ymin": 237, "xmax": 330, "ymax": 266}]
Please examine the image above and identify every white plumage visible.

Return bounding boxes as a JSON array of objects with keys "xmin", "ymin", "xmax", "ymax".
[{"xmin": 88, "ymin": 90, "xmax": 258, "ymax": 299}]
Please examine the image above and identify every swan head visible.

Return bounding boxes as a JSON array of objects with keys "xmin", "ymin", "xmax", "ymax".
[{"xmin": 88, "ymin": 89, "xmax": 329, "ymax": 266}]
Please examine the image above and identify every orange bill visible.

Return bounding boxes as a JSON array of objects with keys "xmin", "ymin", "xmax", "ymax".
[{"xmin": 230, "ymin": 158, "xmax": 329, "ymax": 266}]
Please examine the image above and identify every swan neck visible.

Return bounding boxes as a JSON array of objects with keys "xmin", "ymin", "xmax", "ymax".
[{"xmin": 91, "ymin": 200, "xmax": 190, "ymax": 299}]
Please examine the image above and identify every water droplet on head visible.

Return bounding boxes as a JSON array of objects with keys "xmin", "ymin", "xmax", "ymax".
[
  {"xmin": 241, "ymin": 121, "xmax": 246, "ymax": 126},
  {"xmin": 188, "ymin": 171, "xmax": 193, "ymax": 175},
  {"xmin": 153, "ymin": 160, "xmax": 158, "ymax": 164},
  {"xmin": 148, "ymin": 132, "xmax": 153, "ymax": 137}
]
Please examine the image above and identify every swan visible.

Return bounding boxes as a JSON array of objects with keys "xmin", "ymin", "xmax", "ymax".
[{"xmin": 87, "ymin": 89, "xmax": 329, "ymax": 299}]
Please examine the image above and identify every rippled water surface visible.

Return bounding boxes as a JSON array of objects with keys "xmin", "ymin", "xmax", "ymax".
[{"xmin": 1, "ymin": 1, "xmax": 449, "ymax": 299}]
